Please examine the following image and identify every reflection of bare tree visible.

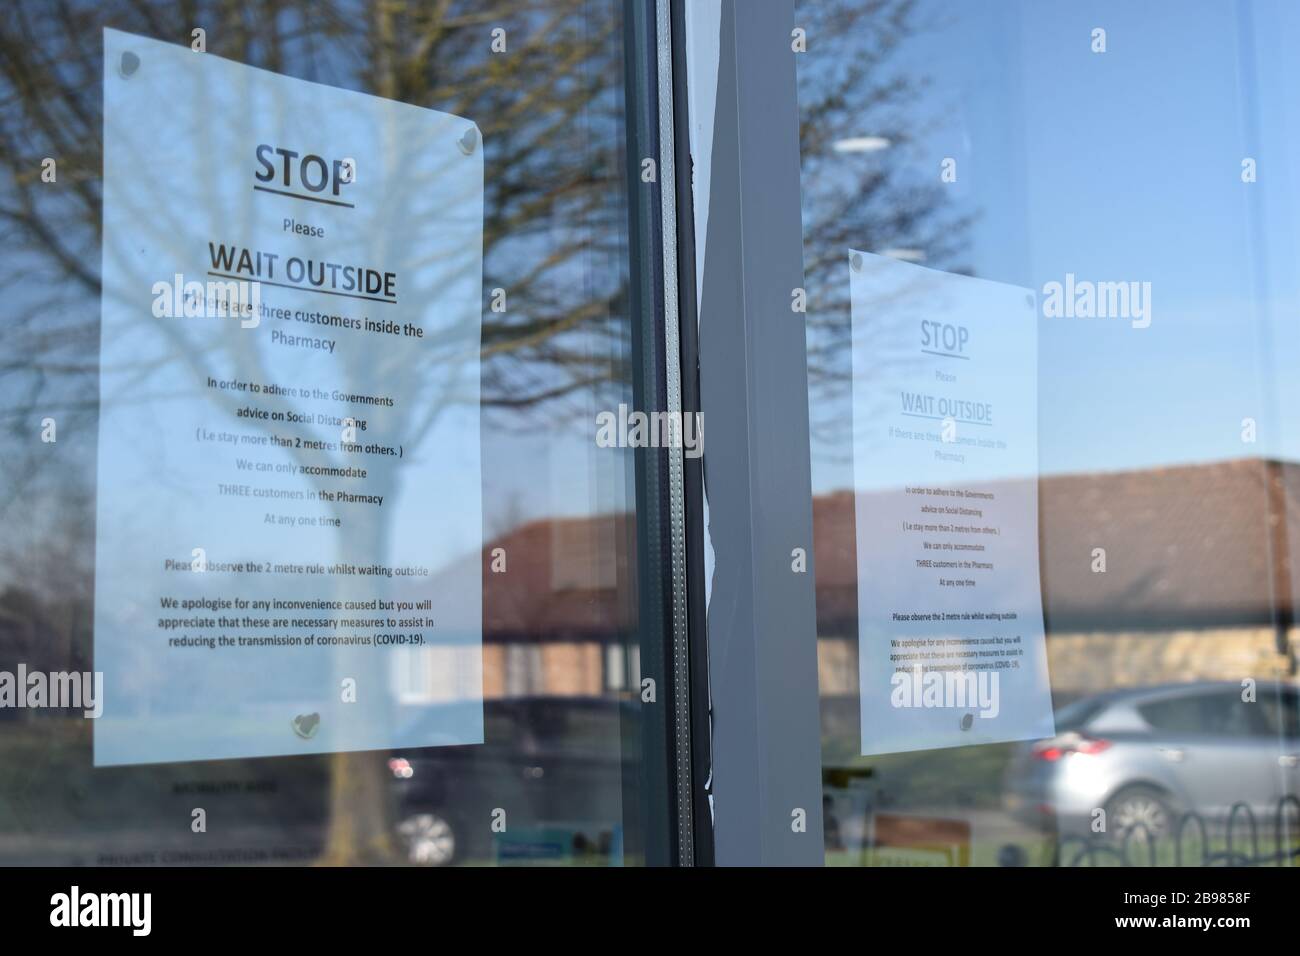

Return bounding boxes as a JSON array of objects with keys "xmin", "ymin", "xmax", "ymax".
[
  {"xmin": 0, "ymin": 0, "xmax": 630, "ymax": 423},
  {"xmin": 795, "ymin": 0, "xmax": 973, "ymax": 448},
  {"xmin": 0, "ymin": 0, "xmax": 631, "ymax": 866},
  {"xmin": 0, "ymin": 0, "xmax": 969, "ymax": 864}
]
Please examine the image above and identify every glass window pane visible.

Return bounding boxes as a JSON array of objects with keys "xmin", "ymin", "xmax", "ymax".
[
  {"xmin": 0, "ymin": 0, "xmax": 670, "ymax": 866},
  {"xmin": 797, "ymin": 0, "xmax": 1300, "ymax": 865}
]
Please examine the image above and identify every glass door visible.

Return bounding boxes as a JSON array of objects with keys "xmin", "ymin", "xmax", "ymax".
[{"xmin": 0, "ymin": 0, "xmax": 695, "ymax": 867}]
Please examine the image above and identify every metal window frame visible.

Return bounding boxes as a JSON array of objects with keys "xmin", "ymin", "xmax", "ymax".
[
  {"xmin": 667, "ymin": 0, "xmax": 717, "ymax": 868},
  {"xmin": 625, "ymin": 0, "xmax": 823, "ymax": 867},
  {"xmin": 679, "ymin": 0, "xmax": 825, "ymax": 865},
  {"xmin": 622, "ymin": 0, "xmax": 710, "ymax": 867}
]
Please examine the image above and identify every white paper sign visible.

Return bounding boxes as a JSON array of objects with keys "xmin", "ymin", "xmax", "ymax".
[
  {"xmin": 95, "ymin": 29, "xmax": 484, "ymax": 765},
  {"xmin": 849, "ymin": 250, "xmax": 1054, "ymax": 755}
]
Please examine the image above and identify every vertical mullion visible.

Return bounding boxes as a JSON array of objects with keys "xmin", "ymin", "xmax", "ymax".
[
  {"xmin": 694, "ymin": 0, "xmax": 825, "ymax": 866},
  {"xmin": 655, "ymin": 0, "xmax": 695, "ymax": 867}
]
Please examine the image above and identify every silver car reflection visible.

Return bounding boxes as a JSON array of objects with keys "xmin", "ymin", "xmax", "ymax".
[{"xmin": 1003, "ymin": 681, "xmax": 1300, "ymax": 839}]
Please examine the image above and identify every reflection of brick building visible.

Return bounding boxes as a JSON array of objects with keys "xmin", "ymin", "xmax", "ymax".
[
  {"xmin": 815, "ymin": 458, "xmax": 1299, "ymax": 701},
  {"xmin": 417, "ymin": 457, "xmax": 1299, "ymax": 703},
  {"xmin": 477, "ymin": 512, "xmax": 640, "ymax": 699}
]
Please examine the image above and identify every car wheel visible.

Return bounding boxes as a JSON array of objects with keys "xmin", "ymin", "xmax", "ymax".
[
  {"xmin": 1106, "ymin": 786, "xmax": 1174, "ymax": 841},
  {"xmin": 397, "ymin": 812, "xmax": 456, "ymax": 866}
]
